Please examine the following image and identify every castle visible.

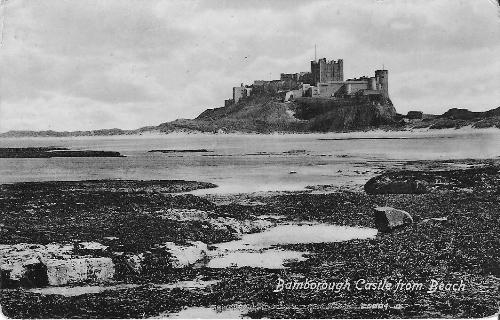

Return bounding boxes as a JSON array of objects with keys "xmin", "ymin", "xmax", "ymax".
[{"xmin": 225, "ymin": 57, "xmax": 389, "ymax": 106}]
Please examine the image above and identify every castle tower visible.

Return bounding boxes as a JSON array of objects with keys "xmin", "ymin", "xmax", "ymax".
[
  {"xmin": 311, "ymin": 58, "xmax": 344, "ymax": 85},
  {"xmin": 369, "ymin": 77, "xmax": 377, "ymax": 91},
  {"xmin": 336, "ymin": 59, "xmax": 344, "ymax": 82},
  {"xmin": 375, "ymin": 70, "xmax": 389, "ymax": 99},
  {"xmin": 232, "ymin": 83, "xmax": 246, "ymax": 104}
]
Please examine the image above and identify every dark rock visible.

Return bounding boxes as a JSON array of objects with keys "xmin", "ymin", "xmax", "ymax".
[
  {"xmin": 364, "ymin": 174, "xmax": 429, "ymax": 194},
  {"xmin": 373, "ymin": 206, "xmax": 413, "ymax": 232},
  {"xmin": 364, "ymin": 167, "xmax": 500, "ymax": 194},
  {"xmin": 0, "ymin": 269, "xmax": 16, "ymax": 288},
  {"xmin": 441, "ymin": 108, "xmax": 481, "ymax": 120},
  {"xmin": 407, "ymin": 111, "xmax": 423, "ymax": 119},
  {"xmin": 19, "ymin": 262, "xmax": 48, "ymax": 288}
]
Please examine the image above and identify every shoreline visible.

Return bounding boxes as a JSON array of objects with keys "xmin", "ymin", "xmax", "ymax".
[{"xmin": 1, "ymin": 125, "xmax": 500, "ymax": 140}]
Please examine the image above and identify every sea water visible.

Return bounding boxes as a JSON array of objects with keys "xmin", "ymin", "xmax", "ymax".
[{"xmin": 0, "ymin": 129, "xmax": 499, "ymax": 194}]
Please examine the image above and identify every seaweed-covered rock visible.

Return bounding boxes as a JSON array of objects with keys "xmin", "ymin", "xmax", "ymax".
[
  {"xmin": 373, "ymin": 206, "xmax": 413, "ymax": 232},
  {"xmin": 364, "ymin": 167, "xmax": 500, "ymax": 194},
  {"xmin": 365, "ymin": 175, "xmax": 429, "ymax": 194}
]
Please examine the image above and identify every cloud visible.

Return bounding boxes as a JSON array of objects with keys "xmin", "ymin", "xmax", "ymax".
[{"xmin": 0, "ymin": 0, "xmax": 499, "ymax": 131}]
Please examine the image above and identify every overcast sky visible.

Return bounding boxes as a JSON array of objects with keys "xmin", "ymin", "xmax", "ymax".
[{"xmin": 1, "ymin": 0, "xmax": 499, "ymax": 131}]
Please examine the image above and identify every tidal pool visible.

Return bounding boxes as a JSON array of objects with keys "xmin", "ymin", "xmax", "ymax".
[{"xmin": 208, "ymin": 223, "xmax": 378, "ymax": 269}]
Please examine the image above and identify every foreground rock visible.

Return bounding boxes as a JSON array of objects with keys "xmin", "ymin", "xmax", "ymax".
[
  {"xmin": 364, "ymin": 166, "xmax": 500, "ymax": 194},
  {"xmin": 0, "ymin": 243, "xmax": 114, "ymax": 288},
  {"xmin": 373, "ymin": 206, "xmax": 413, "ymax": 232},
  {"xmin": 0, "ymin": 211, "xmax": 275, "ymax": 287},
  {"xmin": 45, "ymin": 258, "xmax": 114, "ymax": 286}
]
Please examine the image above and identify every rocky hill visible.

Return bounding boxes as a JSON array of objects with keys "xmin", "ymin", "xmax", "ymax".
[{"xmin": 153, "ymin": 94, "xmax": 398, "ymax": 133}]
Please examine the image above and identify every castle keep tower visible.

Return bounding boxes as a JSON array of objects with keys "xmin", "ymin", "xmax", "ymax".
[
  {"xmin": 311, "ymin": 58, "xmax": 343, "ymax": 85},
  {"xmin": 375, "ymin": 69, "xmax": 389, "ymax": 99}
]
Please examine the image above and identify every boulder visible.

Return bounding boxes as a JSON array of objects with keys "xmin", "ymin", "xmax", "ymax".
[
  {"xmin": 45, "ymin": 257, "xmax": 115, "ymax": 286},
  {"xmin": 407, "ymin": 111, "xmax": 423, "ymax": 119},
  {"xmin": 373, "ymin": 207, "xmax": 413, "ymax": 232}
]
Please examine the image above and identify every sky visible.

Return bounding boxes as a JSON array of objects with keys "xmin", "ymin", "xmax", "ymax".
[{"xmin": 0, "ymin": 0, "xmax": 499, "ymax": 132}]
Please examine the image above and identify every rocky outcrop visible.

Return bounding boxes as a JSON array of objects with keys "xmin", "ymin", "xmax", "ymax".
[
  {"xmin": 373, "ymin": 207, "xmax": 413, "ymax": 232},
  {"xmin": 364, "ymin": 173, "xmax": 429, "ymax": 194},
  {"xmin": 364, "ymin": 167, "xmax": 500, "ymax": 194},
  {"xmin": 154, "ymin": 95, "xmax": 399, "ymax": 133},
  {"xmin": 293, "ymin": 97, "xmax": 398, "ymax": 132}
]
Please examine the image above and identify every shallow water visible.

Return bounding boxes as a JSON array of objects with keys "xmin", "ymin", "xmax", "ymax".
[
  {"xmin": 0, "ymin": 130, "xmax": 499, "ymax": 194},
  {"xmin": 207, "ymin": 224, "xmax": 378, "ymax": 269}
]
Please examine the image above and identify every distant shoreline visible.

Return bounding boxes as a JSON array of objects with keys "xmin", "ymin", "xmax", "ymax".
[{"xmin": 1, "ymin": 125, "xmax": 499, "ymax": 139}]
